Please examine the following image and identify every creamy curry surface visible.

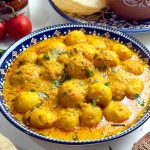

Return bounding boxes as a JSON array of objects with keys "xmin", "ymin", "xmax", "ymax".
[{"xmin": 3, "ymin": 30, "xmax": 150, "ymax": 141}]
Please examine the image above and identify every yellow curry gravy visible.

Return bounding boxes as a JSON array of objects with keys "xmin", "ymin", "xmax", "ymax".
[{"xmin": 3, "ymin": 30, "xmax": 150, "ymax": 141}]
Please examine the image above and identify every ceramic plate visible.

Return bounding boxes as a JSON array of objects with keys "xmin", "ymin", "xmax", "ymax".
[
  {"xmin": 48, "ymin": 0, "xmax": 150, "ymax": 34},
  {"xmin": 0, "ymin": 24, "xmax": 150, "ymax": 145}
]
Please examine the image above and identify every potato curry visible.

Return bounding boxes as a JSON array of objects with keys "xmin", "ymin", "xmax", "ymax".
[{"xmin": 3, "ymin": 30, "xmax": 150, "ymax": 141}]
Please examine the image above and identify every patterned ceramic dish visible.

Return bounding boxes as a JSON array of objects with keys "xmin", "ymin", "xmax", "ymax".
[
  {"xmin": 48, "ymin": 0, "xmax": 150, "ymax": 34},
  {"xmin": 0, "ymin": 24, "xmax": 150, "ymax": 145},
  {"xmin": 107, "ymin": 0, "xmax": 150, "ymax": 21}
]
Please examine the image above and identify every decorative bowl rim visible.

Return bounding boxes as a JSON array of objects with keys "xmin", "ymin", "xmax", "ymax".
[{"xmin": 0, "ymin": 23, "xmax": 150, "ymax": 145}]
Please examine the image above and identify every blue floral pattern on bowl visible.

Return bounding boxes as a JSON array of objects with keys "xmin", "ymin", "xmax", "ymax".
[
  {"xmin": 0, "ymin": 24, "xmax": 150, "ymax": 145},
  {"xmin": 48, "ymin": 0, "xmax": 150, "ymax": 34}
]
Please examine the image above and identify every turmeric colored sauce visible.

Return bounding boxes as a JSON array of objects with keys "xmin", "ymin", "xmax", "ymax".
[{"xmin": 3, "ymin": 30, "xmax": 150, "ymax": 141}]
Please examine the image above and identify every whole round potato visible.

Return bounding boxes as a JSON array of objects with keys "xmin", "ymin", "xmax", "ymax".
[
  {"xmin": 11, "ymin": 64, "xmax": 40, "ymax": 85},
  {"xmin": 89, "ymin": 39, "xmax": 107, "ymax": 51},
  {"xmin": 110, "ymin": 80, "xmax": 126, "ymax": 101},
  {"xmin": 37, "ymin": 40, "xmax": 67, "ymax": 54},
  {"xmin": 69, "ymin": 43, "xmax": 97, "ymax": 61},
  {"xmin": 88, "ymin": 83, "xmax": 112, "ymax": 107},
  {"xmin": 122, "ymin": 60, "xmax": 144, "ymax": 75},
  {"xmin": 65, "ymin": 30, "xmax": 86, "ymax": 46},
  {"xmin": 104, "ymin": 101, "xmax": 131, "ymax": 123},
  {"xmin": 94, "ymin": 50, "xmax": 120, "ymax": 68},
  {"xmin": 20, "ymin": 51, "xmax": 38, "ymax": 64},
  {"xmin": 112, "ymin": 43, "xmax": 133, "ymax": 60},
  {"xmin": 14, "ymin": 91, "xmax": 41, "ymax": 113},
  {"xmin": 59, "ymin": 79, "xmax": 87, "ymax": 108},
  {"xmin": 42, "ymin": 60, "xmax": 64, "ymax": 80},
  {"xmin": 29, "ymin": 108, "xmax": 57, "ymax": 129},
  {"xmin": 108, "ymin": 71, "xmax": 128, "ymax": 83},
  {"xmin": 126, "ymin": 78, "xmax": 144, "ymax": 100},
  {"xmin": 49, "ymin": 40, "xmax": 66, "ymax": 51},
  {"xmin": 80, "ymin": 103, "xmax": 103, "ymax": 127},
  {"xmin": 66, "ymin": 55, "xmax": 93, "ymax": 79},
  {"xmin": 56, "ymin": 108, "xmax": 79, "ymax": 131}
]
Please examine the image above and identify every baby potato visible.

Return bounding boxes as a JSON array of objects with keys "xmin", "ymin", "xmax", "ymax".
[
  {"xmin": 122, "ymin": 60, "xmax": 144, "ymax": 75},
  {"xmin": 59, "ymin": 79, "xmax": 86, "ymax": 108},
  {"xmin": 57, "ymin": 54, "xmax": 69, "ymax": 64},
  {"xmin": 110, "ymin": 80, "xmax": 126, "ymax": 101},
  {"xmin": 42, "ymin": 60, "xmax": 64, "ymax": 80},
  {"xmin": 69, "ymin": 43, "xmax": 97, "ymax": 61},
  {"xmin": 89, "ymin": 39, "xmax": 107, "ymax": 50},
  {"xmin": 66, "ymin": 55, "xmax": 93, "ymax": 79},
  {"xmin": 80, "ymin": 103, "xmax": 103, "ymax": 127},
  {"xmin": 20, "ymin": 51, "xmax": 38, "ymax": 64},
  {"xmin": 65, "ymin": 30, "xmax": 87, "ymax": 46},
  {"xmin": 11, "ymin": 64, "xmax": 40, "ymax": 86},
  {"xmin": 113, "ymin": 43, "xmax": 133, "ymax": 60},
  {"xmin": 28, "ymin": 108, "xmax": 57, "ymax": 129},
  {"xmin": 94, "ymin": 50, "xmax": 120, "ymax": 68},
  {"xmin": 104, "ymin": 101, "xmax": 131, "ymax": 123},
  {"xmin": 37, "ymin": 40, "xmax": 67, "ymax": 54},
  {"xmin": 56, "ymin": 108, "xmax": 79, "ymax": 131},
  {"xmin": 126, "ymin": 78, "xmax": 144, "ymax": 99},
  {"xmin": 88, "ymin": 83, "xmax": 112, "ymax": 107},
  {"xmin": 14, "ymin": 91, "xmax": 41, "ymax": 113},
  {"xmin": 49, "ymin": 41, "xmax": 66, "ymax": 51},
  {"xmin": 108, "ymin": 71, "xmax": 128, "ymax": 83}
]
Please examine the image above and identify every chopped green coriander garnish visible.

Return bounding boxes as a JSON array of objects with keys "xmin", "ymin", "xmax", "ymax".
[
  {"xmin": 53, "ymin": 80, "xmax": 62, "ymax": 88},
  {"xmin": 93, "ymin": 79, "xmax": 99, "ymax": 84},
  {"xmin": 134, "ymin": 93, "xmax": 141, "ymax": 99},
  {"xmin": 15, "ymin": 70, "xmax": 21, "ymax": 74},
  {"xmin": 51, "ymin": 49, "xmax": 59, "ymax": 55},
  {"xmin": 104, "ymin": 82, "xmax": 110, "ymax": 86},
  {"xmin": 37, "ymin": 92, "xmax": 48, "ymax": 99},
  {"xmin": 37, "ymin": 101, "xmax": 43, "ymax": 107},
  {"xmin": 30, "ymin": 89, "xmax": 36, "ymax": 92},
  {"xmin": 92, "ymin": 99, "xmax": 97, "ymax": 107},
  {"xmin": 61, "ymin": 72, "xmax": 68, "ymax": 82},
  {"xmin": 44, "ymin": 53, "xmax": 50, "ymax": 60},
  {"xmin": 52, "ymin": 73, "xmax": 68, "ymax": 89},
  {"xmin": 60, "ymin": 92, "xmax": 68, "ymax": 97},
  {"xmin": 101, "ymin": 73, "xmax": 107, "ymax": 78},
  {"xmin": 51, "ymin": 49, "xmax": 67, "ymax": 55},
  {"xmin": 85, "ymin": 68, "xmax": 94, "ymax": 77},
  {"xmin": 134, "ymin": 93, "xmax": 145, "ymax": 106}
]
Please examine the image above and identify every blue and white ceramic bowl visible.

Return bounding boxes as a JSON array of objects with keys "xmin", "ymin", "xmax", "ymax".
[
  {"xmin": 0, "ymin": 24, "xmax": 150, "ymax": 145},
  {"xmin": 48, "ymin": 0, "xmax": 150, "ymax": 34}
]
